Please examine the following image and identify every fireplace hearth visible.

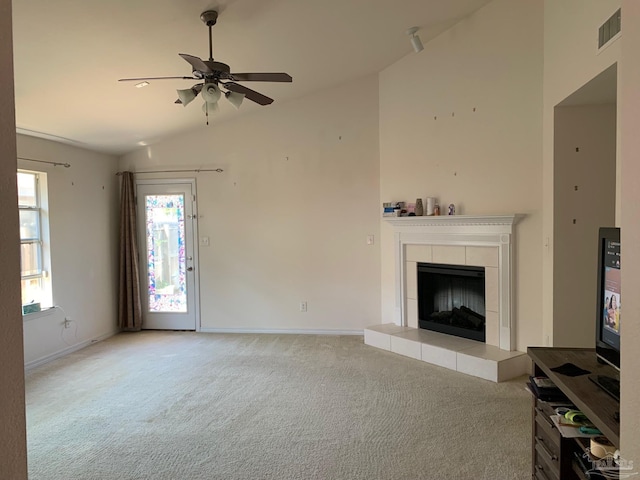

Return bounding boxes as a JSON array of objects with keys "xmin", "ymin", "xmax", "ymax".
[{"xmin": 417, "ymin": 263, "xmax": 486, "ymax": 342}]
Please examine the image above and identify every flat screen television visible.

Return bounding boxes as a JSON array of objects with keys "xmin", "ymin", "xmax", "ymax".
[{"xmin": 590, "ymin": 227, "xmax": 621, "ymax": 401}]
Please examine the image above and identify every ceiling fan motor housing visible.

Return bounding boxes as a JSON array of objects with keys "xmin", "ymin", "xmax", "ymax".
[
  {"xmin": 191, "ymin": 61, "xmax": 230, "ymax": 80},
  {"xmin": 207, "ymin": 61, "xmax": 230, "ymax": 75}
]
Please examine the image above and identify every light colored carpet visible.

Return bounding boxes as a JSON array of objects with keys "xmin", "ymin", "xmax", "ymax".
[{"xmin": 26, "ymin": 332, "xmax": 531, "ymax": 479}]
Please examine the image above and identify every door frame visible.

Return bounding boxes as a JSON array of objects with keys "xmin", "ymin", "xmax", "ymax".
[{"xmin": 136, "ymin": 178, "xmax": 201, "ymax": 331}]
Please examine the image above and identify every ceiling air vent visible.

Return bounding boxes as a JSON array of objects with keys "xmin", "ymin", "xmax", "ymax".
[{"xmin": 599, "ymin": 8, "xmax": 621, "ymax": 50}]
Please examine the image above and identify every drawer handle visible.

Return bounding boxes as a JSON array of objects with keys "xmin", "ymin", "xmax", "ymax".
[
  {"xmin": 536, "ymin": 439, "xmax": 558, "ymax": 462},
  {"xmin": 535, "ymin": 465, "xmax": 550, "ymax": 480},
  {"xmin": 535, "ymin": 409, "xmax": 555, "ymax": 429}
]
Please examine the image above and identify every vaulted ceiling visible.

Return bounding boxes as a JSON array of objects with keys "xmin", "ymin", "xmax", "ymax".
[{"xmin": 12, "ymin": 0, "xmax": 492, "ymax": 155}]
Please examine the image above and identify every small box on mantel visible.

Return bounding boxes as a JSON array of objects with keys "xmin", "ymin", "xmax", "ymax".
[
  {"xmin": 382, "ymin": 202, "xmax": 404, "ymax": 217},
  {"xmin": 22, "ymin": 302, "xmax": 41, "ymax": 315}
]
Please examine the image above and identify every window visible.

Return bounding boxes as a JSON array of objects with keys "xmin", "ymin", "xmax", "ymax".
[{"xmin": 17, "ymin": 170, "xmax": 51, "ymax": 309}]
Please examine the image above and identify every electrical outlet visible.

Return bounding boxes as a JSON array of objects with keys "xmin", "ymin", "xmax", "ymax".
[
  {"xmin": 299, "ymin": 301, "xmax": 307, "ymax": 312},
  {"xmin": 64, "ymin": 318, "xmax": 72, "ymax": 329}
]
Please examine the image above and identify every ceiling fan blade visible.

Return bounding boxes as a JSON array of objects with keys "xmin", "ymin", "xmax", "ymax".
[
  {"xmin": 223, "ymin": 82, "xmax": 273, "ymax": 105},
  {"xmin": 179, "ymin": 53, "xmax": 212, "ymax": 74},
  {"xmin": 119, "ymin": 76, "xmax": 197, "ymax": 82},
  {"xmin": 229, "ymin": 73, "xmax": 293, "ymax": 83}
]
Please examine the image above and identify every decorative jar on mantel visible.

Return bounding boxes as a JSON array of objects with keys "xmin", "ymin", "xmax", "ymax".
[{"xmin": 415, "ymin": 198, "xmax": 424, "ymax": 216}]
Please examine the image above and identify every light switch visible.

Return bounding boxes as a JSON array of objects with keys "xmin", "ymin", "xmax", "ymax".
[{"xmin": 367, "ymin": 235, "xmax": 374, "ymax": 245}]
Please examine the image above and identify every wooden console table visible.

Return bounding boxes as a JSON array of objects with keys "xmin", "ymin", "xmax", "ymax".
[{"xmin": 527, "ymin": 347, "xmax": 620, "ymax": 480}]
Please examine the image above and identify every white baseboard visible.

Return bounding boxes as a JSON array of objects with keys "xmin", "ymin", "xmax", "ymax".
[
  {"xmin": 24, "ymin": 330, "xmax": 118, "ymax": 371},
  {"xmin": 199, "ymin": 328, "xmax": 364, "ymax": 336},
  {"xmin": 25, "ymin": 329, "xmax": 364, "ymax": 370}
]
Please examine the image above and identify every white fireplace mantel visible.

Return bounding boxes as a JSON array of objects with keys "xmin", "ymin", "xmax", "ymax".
[
  {"xmin": 385, "ymin": 214, "xmax": 522, "ymax": 351},
  {"xmin": 384, "ymin": 214, "xmax": 520, "ymax": 230}
]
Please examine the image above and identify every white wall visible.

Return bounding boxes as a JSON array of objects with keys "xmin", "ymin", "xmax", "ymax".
[
  {"xmin": 379, "ymin": 0, "xmax": 544, "ymax": 352},
  {"xmin": 543, "ymin": 0, "xmax": 640, "ymax": 460},
  {"xmin": 120, "ymin": 75, "xmax": 381, "ymax": 333},
  {"xmin": 553, "ymin": 104, "xmax": 616, "ymax": 347},
  {"xmin": 620, "ymin": 0, "xmax": 640, "ymax": 465},
  {"xmin": 17, "ymin": 135, "xmax": 120, "ymax": 367},
  {"xmin": 0, "ymin": 0, "xmax": 28, "ymax": 475},
  {"xmin": 542, "ymin": 0, "xmax": 621, "ymax": 345}
]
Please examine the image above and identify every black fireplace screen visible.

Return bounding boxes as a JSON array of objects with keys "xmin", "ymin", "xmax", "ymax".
[{"xmin": 417, "ymin": 263, "xmax": 486, "ymax": 342}]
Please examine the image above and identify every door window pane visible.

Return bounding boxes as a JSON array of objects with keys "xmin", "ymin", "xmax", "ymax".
[{"xmin": 145, "ymin": 194, "xmax": 187, "ymax": 312}]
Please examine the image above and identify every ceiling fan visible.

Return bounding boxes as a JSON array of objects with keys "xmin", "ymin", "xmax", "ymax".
[{"xmin": 119, "ymin": 10, "xmax": 293, "ymax": 123}]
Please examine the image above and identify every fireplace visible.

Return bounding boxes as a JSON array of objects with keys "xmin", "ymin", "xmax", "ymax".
[
  {"xmin": 417, "ymin": 263, "xmax": 486, "ymax": 342},
  {"xmin": 364, "ymin": 215, "xmax": 526, "ymax": 381},
  {"xmin": 385, "ymin": 215, "xmax": 520, "ymax": 351}
]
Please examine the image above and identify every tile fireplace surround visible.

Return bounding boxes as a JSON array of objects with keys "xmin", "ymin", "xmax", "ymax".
[{"xmin": 364, "ymin": 215, "xmax": 529, "ymax": 382}]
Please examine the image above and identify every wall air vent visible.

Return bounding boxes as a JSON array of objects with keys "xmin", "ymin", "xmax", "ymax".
[{"xmin": 599, "ymin": 8, "xmax": 621, "ymax": 50}]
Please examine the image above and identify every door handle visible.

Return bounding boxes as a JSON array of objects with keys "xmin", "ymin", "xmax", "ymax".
[{"xmin": 187, "ymin": 267, "xmax": 194, "ymax": 271}]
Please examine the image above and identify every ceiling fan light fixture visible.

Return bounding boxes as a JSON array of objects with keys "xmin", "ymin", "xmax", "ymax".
[
  {"xmin": 225, "ymin": 91, "xmax": 245, "ymax": 109},
  {"xmin": 176, "ymin": 88, "xmax": 197, "ymax": 106},
  {"xmin": 407, "ymin": 26, "xmax": 424, "ymax": 53},
  {"xmin": 202, "ymin": 101, "xmax": 219, "ymax": 114},
  {"xmin": 201, "ymin": 83, "xmax": 221, "ymax": 104}
]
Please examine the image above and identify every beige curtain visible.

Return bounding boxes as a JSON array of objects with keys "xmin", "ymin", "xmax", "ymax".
[{"xmin": 118, "ymin": 171, "xmax": 142, "ymax": 331}]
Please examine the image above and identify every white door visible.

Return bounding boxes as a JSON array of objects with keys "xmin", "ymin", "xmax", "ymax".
[{"xmin": 136, "ymin": 180, "xmax": 199, "ymax": 330}]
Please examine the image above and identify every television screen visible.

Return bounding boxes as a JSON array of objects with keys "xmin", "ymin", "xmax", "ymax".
[{"xmin": 596, "ymin": 227, "xmax": 621, "ymax": 370}]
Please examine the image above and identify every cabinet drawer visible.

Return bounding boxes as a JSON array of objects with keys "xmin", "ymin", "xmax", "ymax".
[
  {"xmin": 535, "ymin": 399, "xmax": 558, "ymax": 418},
  {"xmin": 534, "ymin": 464, "xmax": 552, "ymax": 480},
  {"xmin": 535, "ymin": 411, "xmax": 560, "ymax": 453},
  {"xmin": 535, "ymin": 440, "xmax": 560, "ymax": 480}
]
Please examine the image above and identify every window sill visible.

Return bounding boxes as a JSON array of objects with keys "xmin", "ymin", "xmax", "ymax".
[{"xmin": 22, "ymin": 306, "xmax": 56, "ymax": 322}]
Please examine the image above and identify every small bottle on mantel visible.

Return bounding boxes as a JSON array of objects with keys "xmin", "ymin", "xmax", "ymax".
[
  {"xmin": 433, "ymin": 204, "xmax": 440, "ymax": 215},
  {"xmin": 415, "ymin": 198, "xmax": 424, "ymax": 216},
  {"xmin": 448, "ymin": 204, "xmax": 456, "ymax": 215}
]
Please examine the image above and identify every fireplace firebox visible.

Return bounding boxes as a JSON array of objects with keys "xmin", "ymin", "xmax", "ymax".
[{"xmin": 417, "ymin": 263, "xmax": 486, "ymax": 342}]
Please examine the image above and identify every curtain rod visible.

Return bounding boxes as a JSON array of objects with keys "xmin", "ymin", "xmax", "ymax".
[
  {"xmin": 116, "ymin": 168, "xmax": 223, "ymax": 176},
  {"xmin": 18, "ymin": 156, "xmax": 71, "ymax": 168}
]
